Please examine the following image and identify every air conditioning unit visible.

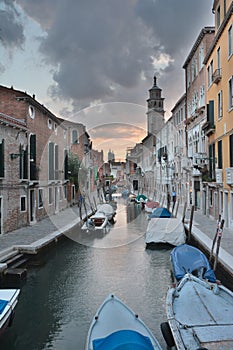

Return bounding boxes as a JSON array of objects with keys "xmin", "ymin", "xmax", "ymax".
[
  {"xmin": 215, "ymin": 169, "xmax": 223, "ymax": 183},
  {"xmin": 226, "ymin": 168, "xmax": 233, "ymax": 185}
]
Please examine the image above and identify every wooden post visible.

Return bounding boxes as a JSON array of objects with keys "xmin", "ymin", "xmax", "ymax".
[
  {"xmin": 213, "ymin": 219, "xmax": 225, "ymax": 271},
  {"xmin": 93, "ymin": 197, "xmax": 97, "ymax": 211},
  {"xmin": 187, "ymin": 205, "xmax": 194, "ymax": 242},
  {"xmin": 209, "ymin": 214, "xmax": 221, "ymax": 263},
  {"xmin": 182, "ymin": 202, "xmax": 187, "ymax": 223},
  {"xmin": 174, "ymin": 199, "xmax": 179, "ymax": 218}
]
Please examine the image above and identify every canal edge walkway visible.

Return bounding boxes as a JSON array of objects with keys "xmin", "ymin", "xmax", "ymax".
[{"xmin": 0, "ymin": 205, "xmax": 90, "ymax": 273}]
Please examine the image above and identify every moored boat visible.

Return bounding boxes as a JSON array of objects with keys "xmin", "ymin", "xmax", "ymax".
[
  {"xmin": 0, "ymin": 289, "xmax": 20, "ymax": 336},
  {"xmin": 145, "ymin": 211, "xmax": 186, "ymax": 247},
  {"xmin": 170, "ymin": 243, "xmax": 216, "ymax": 283},
  {"xmin": 85, "ymin": 294, "xmax": 162, "ymax": 350},
  {"xmin": 161, "ymin": 273, "xmax": 233, "ymax": 350}
]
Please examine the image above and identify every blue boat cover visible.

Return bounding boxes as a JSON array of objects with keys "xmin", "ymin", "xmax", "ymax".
[
  {"xmin": 93, "ymin": 329, "xmax": 154, "ymax": 350},
  {"xmin": 0, "ymin": 300, "xmax": 8, "ymax": 314},
  {"xmin": 149, "ymin": 207, "xmax": 172, "ymax": 219},
  {"xmin": 171, "ymin": 244, "xmax": 216, "ymax": 282}
]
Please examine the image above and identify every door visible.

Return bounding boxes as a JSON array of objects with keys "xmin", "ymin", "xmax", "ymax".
[{"xmin": 30, "ymin": 189, "xmax": 36, "ymax": 223}]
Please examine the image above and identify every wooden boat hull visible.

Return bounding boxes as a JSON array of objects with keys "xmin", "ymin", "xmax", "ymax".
[
  {"xmin": 85, "ymin": 294, "xmax": 162, "ymax": 350},
  {"xmin": 0, "ymin": 289, "xmax": 20, "ymax": 335},
  {"xmin": 163, "ymin": 274, "xmax": 233, "ymax": 350}
]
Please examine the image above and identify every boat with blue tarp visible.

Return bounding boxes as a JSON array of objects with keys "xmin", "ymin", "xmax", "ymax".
[
  {"xmin": 170, "ymin": 243, "xmax": 216, "ymax": 283},
  {"xmin": 85, "ymin": 294, "xmax": 162, "ymax": 350}
]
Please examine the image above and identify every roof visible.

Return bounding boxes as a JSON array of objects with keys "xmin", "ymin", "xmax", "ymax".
[
  {"xmin": 0, "ymin": 112, "xmax": 27, "ymax": 130},
  {"xmin": 183, "ymin": 27, "xmax": 215, "ymax": 68},
  {"xmin": 0, "ymin": 85, "xmax": 62, "ymax": 125},
  {"xmin": 204, "ymin": 2, "xmax": 233, "ymax": 64}
]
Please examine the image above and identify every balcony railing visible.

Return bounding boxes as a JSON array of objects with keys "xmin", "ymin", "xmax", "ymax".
[{"xmin": 212, "ymin": 68, "xmax": 222, "ymax": 84}]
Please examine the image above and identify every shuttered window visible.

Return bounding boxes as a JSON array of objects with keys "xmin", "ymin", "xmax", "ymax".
[
  {"xmin": 0, "ymin": 139, "xmax": 4, "ymax": 178},
  {"xmin": 30, "ymin": 134, "xmax": 37, "ymax": 180},
  {"xmin": 230, "ymin": 134, "xmax": 233, "ymax": 167},
  {"xmin": 218, "ymin": 140, "xmax": 222, "ymax": 169},
  {"xmin": 49, "ymin": 142, "xmax": 54, "ymax": 180}
]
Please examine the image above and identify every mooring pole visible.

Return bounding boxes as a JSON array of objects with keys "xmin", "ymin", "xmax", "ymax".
[
  {"xmin": 213, "ymin": 219, "xmax": 225, "ymax": 271},
  {"xmin": 209, "ymin": 214, "xmax": 221, "ymax": 263}
]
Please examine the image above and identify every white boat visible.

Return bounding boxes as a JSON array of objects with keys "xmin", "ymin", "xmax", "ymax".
[
  {"xmin": 0, "ymin": 289, "xmax": 20, "ymax": 335},
  {"xmin": 85, "ymin": 294, "xmax": 162, "ymax": 350},
  {"xmin": 96, "ymin": 203, "xmax": 116, "ymax": 222},
  {"xmin": 145, "ymin": 216, "xmax": 186, "ymax": 247},
  {"xmin": 82, "ymin": 212, "xmax": 109, "ymax": 230},
  {"xmin": 161, "ymin": 273, "xmax": 233, "ymax": 350}
]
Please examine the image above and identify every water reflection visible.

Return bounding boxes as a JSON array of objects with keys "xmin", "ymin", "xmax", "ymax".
[{"xmin": 1, "ymin": 198, "xmax": 172, "ymax": 350}]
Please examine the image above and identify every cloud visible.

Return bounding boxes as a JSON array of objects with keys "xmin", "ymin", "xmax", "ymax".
[{"xmin": 0, "ymin": 0, "xmax": 25, "ymax": 49}]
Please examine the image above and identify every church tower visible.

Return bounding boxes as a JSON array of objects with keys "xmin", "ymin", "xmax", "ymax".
[{"xmin": 146, "ymin": 75, "xmax": 165, "ymax": 135}]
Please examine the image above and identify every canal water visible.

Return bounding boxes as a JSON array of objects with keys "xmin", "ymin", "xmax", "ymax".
[{"xmin": 1, "ymin": 198, "xmax": 173, "ymax": 350}]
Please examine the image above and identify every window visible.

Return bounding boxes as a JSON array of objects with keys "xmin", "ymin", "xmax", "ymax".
[
  {"xmin": 230, "ymin": 134, "xmax": 233, "ymax": 167},
  {"xmin": 64, "ymin": 150, "xmax": 68, "ymax": 180},
  {"xmin": 48, "ymin": 118, "xmax": 52, "ymax": 129},
  {"xmin": 48, "ymin": 142, "xmax": 54, "ymax": 180},
  {"xmin": 29, "ymin": 134, "xmax": 37, "ymax": 181},
  {"xmin": 55, "ymin": 144, "xmax": 59, "ymax": 180},
  {"xmin": 207, "ymin": 100, "xmax": 215, "ymax": 127},
  {"xmin": 38, "ymin": 189, "xmax": 43, "ymax": 208},
  {"xmin": 218, "ymin": 90, "xmax": 223, "ymax": 119},
  {"xmin": 229, "ymin": 76, "xmax": 233, "ymax": 109},
  {"xmin": 207, "ymin": 60, "xmax": 213, "ymax": 87},
  {"xmin": 200, "ymin": 85, "xmax": 205, "ymax": 107},
  {"xmin": 63, "ymin": 185, "xmax": 67, "ymax": 199},
  {"xmin": 228, "ymin": 25, "xmax": 232, "ymax": 57},
  {"xmin": 199, "ymin": 45, "xmax": 204, "ymax": 70},
  {"xmin": 218, "ymin": 140, "xmax": 222, "ymax": 169},
  {"xmin": 20, "ymin": 196, "xmax": 26, "ymax": 212},
  {"xmin": 72, "ymin": 129, "xmax": 78, "ymax": 144},
  {"xmin": 48, "ymin": 187, "xmax": 53, "ymax": 205},
  {"xmin": 217, "ymin": 47, "xmax": 221, "ymax": 69},
  {"xmin": 0, "ymin": 139, "xmax": 4, "ymax": 178},
  {"xmin": 19, "ymin": 144, "xmax": 28, "ymax": 180},
  {"xmin": 216, "ymin": 5, "xmax": 220, "ymax": 28},
  {"xmin": 28, "ymin": 105, "xmax": 35, "ymax": 119}
]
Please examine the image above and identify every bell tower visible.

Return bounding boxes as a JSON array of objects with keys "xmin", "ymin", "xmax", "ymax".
[{"xmin": 146, "ymin": 75, "xmax": 165, "ymax": 135}]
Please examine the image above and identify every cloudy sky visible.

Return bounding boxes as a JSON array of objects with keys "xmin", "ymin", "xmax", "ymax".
[{"xmin": 0, "ymin": 0, "xmax": 214, "ymax": 160}]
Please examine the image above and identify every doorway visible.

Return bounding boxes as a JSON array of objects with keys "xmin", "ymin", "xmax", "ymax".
[{"xmin": 30, "ymin": 189, "xmax": 36, "ymax": 223}]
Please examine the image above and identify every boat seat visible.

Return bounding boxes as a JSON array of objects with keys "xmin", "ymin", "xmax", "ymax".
[{"xmin": 93, "ymin": 329, "xmax": 154, "ymax": 350}]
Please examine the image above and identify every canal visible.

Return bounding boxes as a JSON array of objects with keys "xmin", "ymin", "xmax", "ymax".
[{"xmin": 1, "ymin": 198, "xmax": 173, "ymax": 350}]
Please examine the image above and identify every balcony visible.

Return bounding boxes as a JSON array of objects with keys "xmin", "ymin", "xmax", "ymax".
[
  {"xmin": 212, "ymin": 68, "xmax": 222, "ymax": 84},
  {"xmin": 215, "ymin": 169, "xmax": 223, "ymax": 184},
  {"xmin": 202, "ymin": 121, "xmax": 215, "ymax": 136},
  {"xmin": 226, "ymin": 168, "xmax": 233, "ymax": 185}
]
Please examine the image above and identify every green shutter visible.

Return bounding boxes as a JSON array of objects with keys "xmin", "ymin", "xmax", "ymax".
[{"xmin": 0, "ymin": 140, "xmax": 4, "ymax": 177}]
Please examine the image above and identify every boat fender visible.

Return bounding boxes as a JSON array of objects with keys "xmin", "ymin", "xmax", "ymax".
[{"xmin": 160, "ymin": 322, "xmax": 175, "ymax": 348}]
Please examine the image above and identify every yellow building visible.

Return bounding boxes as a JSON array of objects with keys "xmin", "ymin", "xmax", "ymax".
[{"xmin": 203, "ymin": 0, "xmax": 233, "ymax": 227}]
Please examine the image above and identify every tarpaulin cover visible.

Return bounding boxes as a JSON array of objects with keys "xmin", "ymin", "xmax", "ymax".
[
  {"xmin": 93, "ymin": 329, "xmax": 154, "ymax": 350},
  {"xmin": 148, "ymin": 207, "xmax": 172, "ymax": 218},
  {"xmin": 171, "ymin": 244, "xmax": 216, "ymax": 282}
]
